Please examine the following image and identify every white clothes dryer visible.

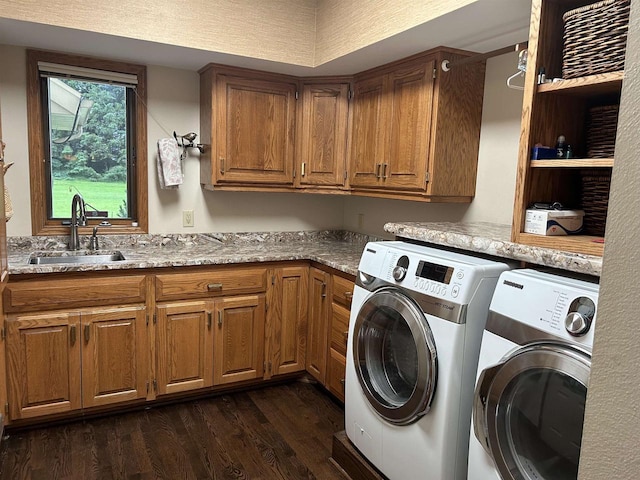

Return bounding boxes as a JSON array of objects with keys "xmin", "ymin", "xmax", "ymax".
[
  {"xmin": 345, "ymin": 241, "xmax": 511, "ymax": 480},
  {"xmin": 468, "ymin": 269, "xmax": 599, "ymax": 480}
]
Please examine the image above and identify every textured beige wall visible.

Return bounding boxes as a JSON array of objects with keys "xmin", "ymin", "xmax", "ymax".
[
  {"xmin": 0, "ymin": 0, "xmax": 317, "ymax": 67},
  {"xmin": 314, "ymin": 0, "xmax": 474, "ymax": 64},
  {"xmin": 578, "ymin": 1, "xmax": 640, "ymax": 477}
]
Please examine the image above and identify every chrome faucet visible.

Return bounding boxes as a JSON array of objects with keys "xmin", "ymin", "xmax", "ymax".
[{"xmin": 69, "ymin": 193, "xmax": 86, "ymax": 250}]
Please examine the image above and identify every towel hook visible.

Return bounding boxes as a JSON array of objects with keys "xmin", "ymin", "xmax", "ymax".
[{"xmin": 173, "ymin": 131, "xmax": 205, "ymax": 154}]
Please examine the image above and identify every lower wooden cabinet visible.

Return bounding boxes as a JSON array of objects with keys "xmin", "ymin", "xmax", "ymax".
[
  {"xmin": 213, "ymin": 294, "xmax": 266, "ymax": 385},
  {"xmin": 306, "ymin": 268, "xmax": 331, "ymax": 383},
  {"xmin": 266, "ymin": 266, "xmax": 308, "ymax": 378},
  {"xmin": 155, "ymin": 301, "xmax": 214, "ymax": 395},
  {"xmin": 2, "ymin": 262, "xmax": 354, "ymax": 422},
  {"xmin": 6, "ymin": 305, "xmax": 147, "ymax": 420},
  {"xmin": 306, "ymin": 267, "xmax": 355, "ymax": 402}
]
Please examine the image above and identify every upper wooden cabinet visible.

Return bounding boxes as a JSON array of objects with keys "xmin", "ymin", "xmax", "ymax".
[
  {"xmin": 199, "ymin": 46, "xmax": 486, "ymax": 201},
  {"xmin": 350, "ymin": 49, "xmax": 485, "ymax": 200},
  {"xmin": 200, "ymin": 65, "xmax": 298, "ymax": 188},
  {"xmin": 511, "ymin": 0, "xmax": 626, "ymax": 257},
  {"xmin": 296, "ymin": 80, "xmax": 351, "ymax": 190}
]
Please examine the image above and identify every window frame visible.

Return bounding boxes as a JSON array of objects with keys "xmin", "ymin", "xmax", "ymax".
[{"xmin": 27, "ymin": 49, "xmax": 148, "ymax": 235}]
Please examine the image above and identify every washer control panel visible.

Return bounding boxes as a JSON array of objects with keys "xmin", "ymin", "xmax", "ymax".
[
  {"xmin": 383, "ymin": 249, "xmax": 470, "ymax": 302},
  {"xmin": 490, "ymin": 269, "xmax": 599, "ymax": 347}
]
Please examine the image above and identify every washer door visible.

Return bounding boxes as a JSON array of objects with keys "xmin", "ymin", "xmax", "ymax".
[
  {"xmin": 473, "ymin": 343, "xmax": 591, "ymax": 480},
  {"xmin": 353, "ymin": 287, "xmax": 437, "ymax": 425}
]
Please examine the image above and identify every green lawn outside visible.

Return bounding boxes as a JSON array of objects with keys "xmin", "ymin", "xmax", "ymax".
[{"xmin": 52, "ymin": 178, "xmax": 127, "ymax": 219}]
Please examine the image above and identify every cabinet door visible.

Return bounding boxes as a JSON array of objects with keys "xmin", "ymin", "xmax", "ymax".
[
  {"xmin": 306, "ymin": 268, "xmax": 330, "ymax": 383},
  {"xmin": 213, "ymin": 295, "xmax": 265, "ymax": 385},
  {"xmin": 216, "ymin": 74, "xmax": 296, "ymax": 185},
  {"xmin": 349, "ymin": 74, "xmax": 387, "ymax": 188},
  {"xmin": 384, "ymin": 61, "xmax": 434, "ymax": 190},
  {"xmin": 6, "ymin": 311, "xmax": 81, "ymax": 420},
  {"xmin": 298, "ymin": 83, "xmax": 349, "ymax": 188},
  {"xmin": 82, "ymin": 306, "xmax": 147, "ymax": 408},
  {"xmin": 156, "ymin": 301, "xmax": 213, "ymax": 395},
  {"xmin": 267, "ymin": 266, "xmax": 308, "ymax": 378}
]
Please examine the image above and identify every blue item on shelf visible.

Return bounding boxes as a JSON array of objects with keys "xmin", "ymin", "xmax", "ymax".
[{"xmin": 531, "ymin": 146, "xmax": 557, "ymax": 160}]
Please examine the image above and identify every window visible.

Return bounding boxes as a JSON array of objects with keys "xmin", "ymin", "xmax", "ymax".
[{"xmin": 27, "ymin": 50, "xmax": 147, "ymax": 234}]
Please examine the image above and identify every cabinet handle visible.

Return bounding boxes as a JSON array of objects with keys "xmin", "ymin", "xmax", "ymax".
[
  {"xmin": 70, "ymin": 325, "xmax": 77, "ymax": 346},
  {"xmin": 343, "ymin": 331, "xmax": 349, "ymax": 344},
  {"xmin": 84, "ymin": 324, "xmax": 90, "ymax": 343},
  {"xmin": 218, "ymin": 310, "xmax": 223, "ymax": 327},
  {"xmin": 344, "ymin": 291, "xmax": 353, "ymax": 301},
  {"xmin": 219, "ymin": 157, "xmax": 225, "ymax": 174},
  {"xmin": 321, "ymin": 282, "xmax": 327, "ymax": 298},
  {"xmin": 207, "ymin": 312, "xmax": 212, "ymax": 330},
  {"xmin": 382, "ymin": 163, "xmax": 388, "ymax": 179},
  {"xmin": 340, "ymin": 378, "xmax": 345, "ymax": 391},
  {"xmin": 301, "ymin": 162, "xmax": 306, "ymax": 177},
  {"xmin": 207, "ymin": 283, "xmax": 223, "ymax": 292},
  {"xmin": 375, "ymin": 163, "xmax": 381, "ymax": 179}
]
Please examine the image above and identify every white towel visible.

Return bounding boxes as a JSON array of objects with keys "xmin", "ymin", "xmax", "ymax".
[{"xmin": 157, "ymin": 138, "xmax": 183, "ymax": 189}]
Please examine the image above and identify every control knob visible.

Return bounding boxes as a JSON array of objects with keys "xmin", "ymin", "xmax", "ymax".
[
  {"xmin": 393, "ymin": 266, "xmax": 407, "ymax": 281},
  {"xmin": 393, "ymin": 255, "xmax": 410, "ymax": 281},
  {"xmin": 564, "ymin": 296, "xmax": 596, "ymax": 336}
]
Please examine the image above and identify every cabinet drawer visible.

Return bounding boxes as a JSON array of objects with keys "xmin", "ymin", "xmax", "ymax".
[
  {"xmin": 327, "ymin": 348, "xmax": 346, "ymax": 403},
  {"xmin": 156, "ymin": 267, "xmax": 267, "ymax": 301},
  {"xmin": 332, "ymin": 274, "xmax": 354, "ymax": 308},
  {"xmin": 4, "ymin": 275, "xmax": 146, "ymax": 313},
  {"xmin": 330, "ymin": 302, "xmax": 350, "ymax": 356}
]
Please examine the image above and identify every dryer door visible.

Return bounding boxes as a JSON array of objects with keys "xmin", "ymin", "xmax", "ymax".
[
  {"xmin": 353, "ymin": 287, "xmax": 437, "ymax": 425},
  {"xmin": 473, "ymin": 342, "xmax": 591, "ymax": 480}
]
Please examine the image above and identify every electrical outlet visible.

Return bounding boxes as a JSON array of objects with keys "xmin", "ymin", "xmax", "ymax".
[
  {"xmin": 357, "ymin": 213, "xmax": 364, "ymax": 229},
  {"xmin": 183, "ymin": 210, "xmax": 194, "ymax": 227}
]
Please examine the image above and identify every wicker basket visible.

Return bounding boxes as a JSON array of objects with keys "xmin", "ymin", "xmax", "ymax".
[
  {"xmin": 587, "ymin": 105, "xmax": 619, "ymax": 158},
  {"xmin": 562, "ymin": 0, "xmax": 630, "ymax": 79},
  {"xmin": 580, "ymin": 171, "xmax": 611, "ymax": 236}
]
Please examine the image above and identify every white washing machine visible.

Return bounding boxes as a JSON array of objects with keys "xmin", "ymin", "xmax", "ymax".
[
  {"xmin": 468, "ymin": 269, "xmax": 599, "ymax": 480},
  {"xmin": 345, "ymin": 241, "xmax": 511, "ymax": 480}
]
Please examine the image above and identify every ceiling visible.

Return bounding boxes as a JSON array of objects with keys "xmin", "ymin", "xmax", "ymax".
[{"xmin": 0, "ymin": 0, "xmax": 532, "ymax": 75}]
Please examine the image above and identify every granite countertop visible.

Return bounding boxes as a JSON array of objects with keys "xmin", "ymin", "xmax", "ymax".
[
  {"xmin": 7, "ymin": 231, "xmax": 375, "ymax": 277},
  {"xmin": 384, "ymin": 221, "xmax": 603, "ymax": 277}
]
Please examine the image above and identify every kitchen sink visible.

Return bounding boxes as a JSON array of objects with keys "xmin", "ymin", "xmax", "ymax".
[{"xmin": 28, "ymin": 251, "xmax": 126, "ymax": 265}]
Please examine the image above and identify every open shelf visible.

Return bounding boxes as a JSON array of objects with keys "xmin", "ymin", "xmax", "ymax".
[
  {"xmin": 517, "ymin": 233, "xmax": 604, "ymax": 257},
  {"xmin": 530, "ymin": 158, "xmax": 614, "ymax": 168},
  {"xmin": 537, "ymin": 71, "xmax": 624, "ymax": 96}
]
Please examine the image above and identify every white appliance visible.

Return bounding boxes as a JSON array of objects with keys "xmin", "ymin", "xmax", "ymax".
[
  {"xmin": 468, "ymin": 269, "xmax": 599, "ymax": 480},
  {"xmin": 345, "ymin": 241, "xmax": 511, "ymax": 480}
]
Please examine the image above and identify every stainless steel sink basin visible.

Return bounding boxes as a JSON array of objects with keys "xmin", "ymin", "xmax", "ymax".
[{"xmin": 28, "ymin": 251, "xmax": 126, "ymax": 265}]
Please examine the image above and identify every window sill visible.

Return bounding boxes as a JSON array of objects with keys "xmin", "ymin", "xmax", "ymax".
[{"xmin": 34, "ymin": 223, "xmax": 147, "ymax": 236}]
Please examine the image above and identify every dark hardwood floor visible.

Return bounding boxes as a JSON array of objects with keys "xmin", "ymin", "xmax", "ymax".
[{"xmin": 0, "ymin": 381, "xmax": 346, "ymax": 480}]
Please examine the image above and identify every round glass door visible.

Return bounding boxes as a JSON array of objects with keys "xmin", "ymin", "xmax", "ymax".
[
  {"xmin": 476, "ymin": 343, "xmax": 591, "ymax": 480},
  {"xmin": 353, "ymin": 287, "xmax": 437, "ymax": 425}
]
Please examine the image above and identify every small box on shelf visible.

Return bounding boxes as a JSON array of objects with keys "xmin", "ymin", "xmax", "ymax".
[{"xmin": 524, "ymin": 209, "xmax": 585, "ymax": 236}]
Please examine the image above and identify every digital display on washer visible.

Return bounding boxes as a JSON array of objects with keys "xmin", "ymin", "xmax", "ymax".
[{"xmin": 416, "ymin": 261, "xmax": 453, "ymax": 284}]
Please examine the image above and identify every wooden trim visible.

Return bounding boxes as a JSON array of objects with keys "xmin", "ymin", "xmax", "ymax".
[{"xmin": 26, "ymin": 49, "xmax": 148, "ymax": 235}]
